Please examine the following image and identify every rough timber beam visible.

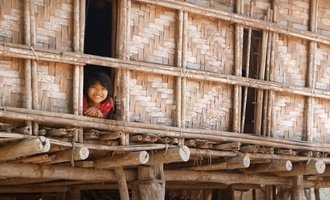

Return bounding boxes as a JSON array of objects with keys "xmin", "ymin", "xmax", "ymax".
[
  {"xmin": 190, "ymin": 154, "xmax": 250, "ymax": 170},
  {"xmin": 94, "ymin": 151, "xmax": 149, "ymax": 169},
  {"xmin": 147, "ymin": 146, "xmax": 190, "ymax": 165},
  {"xmin": 0, "ymin": 137, "xmax": 50, "ymax": 161},
  {"xmin": 48, "ymin": 147, "xmax": 89, "ymax": 164},
  {"xmin": 245, "ymin": 160, "xmax": 293, "ymax": 173},
  {"xmin": 275, "ymin": 160, "xmax": 326, "ymax": 177}
]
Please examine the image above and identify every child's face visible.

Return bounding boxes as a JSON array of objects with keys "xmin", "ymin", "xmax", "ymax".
[{"xmin": 87, "ymin": 81, "xmax": 108, "ymax": 105}]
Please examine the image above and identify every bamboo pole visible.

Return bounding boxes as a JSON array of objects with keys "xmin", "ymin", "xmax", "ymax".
[
  {"xmin": 73, "ymin": 0, "xmax": 80, "ymax": 116},
  {"xmin": 0, "ymin": 137, "xmax": 50, "ymax": 161},
  {"xmin": 4, "ymin": 108, "xmax": 330, "ymax": 153},
  {"xmin": 176, "ymin": 10, "xmax": 183, "ymax": 130},
  {"xmin": 306, "ymin": 0, "xmax": 318, "ymax": 142},
  {"xmin": 94, "ymin": 151, "xmax": 149, "ymax": 168},
  {"xmin": 148, "ymin": 146, "xmax": 190, "ymax": 165},
  {"xmin": 292, "ymin": 175, "xmax": 304, "ymax": 200},
  {"xmin": 4, "ymin": 43, "xmax": 330, "ymax": 101},
  {"xmin": 233, "ymin": 0, "xmax": 243, "ymax": 133},
  {"xmin": 24, "ymin": 0, "xmax": 32, "ymax": 135}
]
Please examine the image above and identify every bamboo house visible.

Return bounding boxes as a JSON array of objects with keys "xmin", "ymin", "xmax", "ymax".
[{"xmin": 1, "ymin": 0, "xmax": 330, "ymax": 199}]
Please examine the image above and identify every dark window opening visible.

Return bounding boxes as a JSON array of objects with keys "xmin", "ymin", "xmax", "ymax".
[
  {"xmin": 241, "ymin": 29, "xmax": 262, "ymax": 133},
  {"xmin": 84, "ymin": 0, "xmax": 117, "ymax": 119}
]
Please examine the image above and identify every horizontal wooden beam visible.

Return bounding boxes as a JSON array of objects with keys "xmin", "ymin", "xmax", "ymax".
[
  {"xmin": 2, "ymin": 42, "xmax": 330, "ymax": 101},
  {"xmin": 135, "ymin": 0, "xmax": 330, "ymax": 45},
  {"xmin": 48, "ymin": 147, "xmax": 89, "ymax": 164},
  {"xmin": 94, "ymin": 151, "xmax": 149, "ymax": 168},
  {"xmin": 245, "ymin": 160, "xmax": 292, "ymax": 173},
  {"xmin": 0, "ymin": 137, "xmax": 50, "ymax": 161},
  {"xmin": 3, "ymin": 107, "xmax": 330, "ymax": 154},
  {"xmin": 148, "ymin": 146, "xmax": 190, "ymax": 165},
  {"xmin": 190, "ymin": 154, "xmax": 250, "ymax": 170},
  {"xmin": 275, "ymin": 160, "xmax": 326, "ymax": 177}
]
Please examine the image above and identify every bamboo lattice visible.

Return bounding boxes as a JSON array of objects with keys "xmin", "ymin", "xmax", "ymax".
[
  {"xmin": 314, "ymin": 98, "xmax": 330, "ymax": 143},
  {"xmin": 183, "ymin": 0, "xmax": 234, "ymax": 13},
  {"xmin": 315, "ymin": 44, "xmax": 330, "ymax": 91},
  {"xmin": 318, "ymin": 0, "xmax": 330, "ymax": 37}
]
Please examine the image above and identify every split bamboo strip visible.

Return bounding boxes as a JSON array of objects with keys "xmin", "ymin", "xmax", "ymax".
[
  {"xmin": 48, "ymin": 147, "xmax": 89, "ymax": 164},
  {"xmin": 275, "ymin": 160, "xmax": 326, "ymax": 176},
  {"xmin": 94, "ymin": 151, "xmax": 149, "ymax": 168},
  {"xmin": 134, "ymin": 0, "xmax": 330, "ymax": 45},
  {"xmin": 0, "ymin": 137, "xmax": 50, "ymax": 161},
  {"xmin": 245, "ymin": 160, "xmax": 292, "ymax": 173},
  {"xmin": 115, "ymin": 167, "xmax": 129, "ymax": 200},
  {"xmin": 4, "ymin": 43, "xmax": 330, "ymax": 101},
  {"xmin": 148, "ymin": 146, "xmax": 190, "ymax": 165},
  {"xmin": 3, "ymin": 108, "xmax": 330, "ymax": 153}
]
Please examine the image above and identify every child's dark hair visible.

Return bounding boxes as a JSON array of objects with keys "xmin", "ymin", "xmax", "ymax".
[{"xmin": 84, "ymin": 72, "xmax": 112, "ymax": 102}]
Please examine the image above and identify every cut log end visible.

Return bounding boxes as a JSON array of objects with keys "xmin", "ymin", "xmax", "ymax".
[
  {"xmin": 139, "ymin": 151, "xmax": 149, "ymax": 164},
  {"xmin": 76, "ymin": 147, "xmax": 90, "ymax": 160},
  {"xmin": 179, "ymin": 145, "xmax": 190, "ymax": 162},
  {"xmin": 315, "ymin": 160, "xmax": 326, "ymax": 174}
]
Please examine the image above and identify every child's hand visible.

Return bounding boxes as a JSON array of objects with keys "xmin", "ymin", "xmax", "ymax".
[{"xmin": 84, "ymin": 107, "xmax": 103, "ymax": 118}]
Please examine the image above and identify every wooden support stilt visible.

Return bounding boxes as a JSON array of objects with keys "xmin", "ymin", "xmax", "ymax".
[
  {"xmin": 292, "ymin": 175, "xmax": 304, "ymax": 200},
  {"xmin": 94, "ymin": 151, "xmax": 149, "ymax": 168},
  {"xmin": 190, "ymin": 154, "xmax": 250, "ymax": 171},
  {"xmin": 69, "ymin": 188, "xmax": 81, "ymax": 200},
  {"xmin": 245, "ymin": 160, "xmax": 292, "ymax": 173},
  {"xmin": 115, "ymin": 167, "xmax": 129, "ymax": 200},
  {"xmin": 147, "ymin": 146, "xmax": 190, "ymax": 165},
  {"xmin": 276, "ymin": 160, "xmax": 325, "ymax": 176},
  {"xmin": 0, "ymin": 137, "xmax": 50, "ymax": 161}
]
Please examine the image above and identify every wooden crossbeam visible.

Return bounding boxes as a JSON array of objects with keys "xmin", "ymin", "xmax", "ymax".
[
  {"xmin": 275, "ymin": 160, "xmax": 326, "ymax": 177},
  {"xmin": 245, "ymin": 160, "xmax": 292, "ymax": 173},
  {"xmin": 148, "ymin": 146, "xmax": 190, "ymax": 165},
  {"xmin": 94, "ymin": 151, "xmax": 149, "ymax": 169}
]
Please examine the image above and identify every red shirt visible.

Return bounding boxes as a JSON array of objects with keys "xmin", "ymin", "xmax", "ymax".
[{"xmin": 83, "ymin": 96, "xmax": 114, "ymax": 118}]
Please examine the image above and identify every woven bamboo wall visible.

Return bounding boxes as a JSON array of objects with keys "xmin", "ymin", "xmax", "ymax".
[
  {"xmin": 0, "ymin": 0, "xmax": 23, "ymax": 44},
  {"xmin": 245, "ymin": 0, "xmax": 271, "ymax": 19},
  {"xmin": 318, "ymin": 0, "xmax": 330, "ymax": 37},
  {"xmin": 276, "ymin": 0, "xmax": 309, "ymax": 31},
  {"xmin": 34, "ymin": 0, "xmax": 73, "ymax": 51},
  {"xmin": 186, "ymin": 14, "xmax": 234, "ymax": 74},
  {"xmin": 182, "ymin": 0, "xmax": 234, "ymax": 13},
  {"xmin": 129, "ymin": 2, "xmax": 176, "ymax": 65},
  {"xmin": 129, "ymin": 71, "xmax": 176, "ymax": 126},
  {"xmin": 0, "ymin": 57, "xmax": 24, "ymax": 108},
  {"xmin": 314, "ymin": 98, "xmax": 330, "ymax": 143},
  {"xmin": 184, "ymin": 80, "xmax": 232, "ymax": 130}
]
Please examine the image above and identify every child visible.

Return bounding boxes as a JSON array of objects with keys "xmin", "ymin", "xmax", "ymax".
[{"xmin": 83, "ymin": 72, "xmax": 113, "ymax": 118}]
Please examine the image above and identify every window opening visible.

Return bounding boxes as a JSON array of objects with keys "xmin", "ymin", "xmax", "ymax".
[
  {"xmin": 241, "ymin": 29, "xmax": 262, "ymax": 133},
  {"xmin": 84, "ymin": 0, "xmax": 117, "ymax": 119}
]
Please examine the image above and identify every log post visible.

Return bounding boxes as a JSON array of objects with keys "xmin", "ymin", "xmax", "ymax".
[
  {"xmin": 133, "ymin": 165, "xmax": 165, "ymax": 200},
  {"xmin": 245, "ymin": 160, "xmax": 292, "ymax": 173},
  {"xmin": 94, "ymin": 151, "xmax": 149, "ymax": 168},
  {"xmin": 115, "ymin": 167, "xmax": 129, "ymax": 200},
  {"xmin": 0, "ymin": 137, "xmax": 50, "ymax": 161},
  {"xmin": 147, "ymin": 146, "xmax": 190, "ymax": 165},
  {"xmin": 291, "ymin": 175, "xmax": 304, "ymax": 200},
  {"xmin": 275, "ymin": 160, "xmax": 325, "ymax": 176}
]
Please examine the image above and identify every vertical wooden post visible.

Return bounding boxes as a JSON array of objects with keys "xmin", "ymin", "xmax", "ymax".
[
  {"xmin": 134, "ymin": 165, "xmax": 165, "ymax": 200},
  {"xmin": 306, "ymin": 0, "xmax": 318, "ymax": 142},
  {"xmin": 292, "ymin": 175, "xmax": 304, "ymax": 200},
  {"xmin": 314, "ymin": 188, "xmax": 320, "ymax": 200},
  {"xmin": 176, "ymin": 10, "xmax": 183, "ymax": 129},
  {"xmin": 30, "ymin": 0, "xmax": 39, "ymax": 135},
  {"xmin": 24, "ymin": 0, "xmax": 32, "ymax": 135},
  {"xmin": 115, "ymin": 167, "xmax": 130, "ymax": 200},
  {"xmin": 233, "ymin": 0, "xmax": 244, "ymax": 133}
]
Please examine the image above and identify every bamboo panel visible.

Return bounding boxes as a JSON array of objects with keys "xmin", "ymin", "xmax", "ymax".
[
  {"xmin": 181, "ymin": 0, "xmax": 234, "ymax": 13},
  {"xmin": 37, "ymin": 61, "xmax": 73, "ymax": 113},
  {"xmin": 0, "ymin": 57, "xmax": 24, "ymax": 108},
  {"xmin": 273, "ymin": 35, "xmax": 307, "ymax": 87},
  {"xmin": 34, "ymin": 0, "xmax": 73, "ymax": 51},
  {"xmin": 0, "ymin": 0, "xmax": 24, "ymax": 44},
  {"xmin": 315, "ymin": 44, "xmax": 330, "ymax": 91},
  {"xmin": 129, "ymin": 1, "xmax": 176, "ymax": 65},
  {"xmin": 271, "ymin": 92, "xmax": 305, "ymax": 140},
  {"xmin": 245, "ymin": 0, "xmax": 271, "ymax": 20},
  {"xmin": 129, "ymin": 71, "xmax": 176, "ymax": 126},
  {"xmin": 313, "ymin": 98, "xmax": 330, "ymax": 143},
  {"xmin": 276, "ymin": 0, "xmax": 309, "ymax": 31},
  {"xmin": 186, "ymin": 13, "xmax": 234, "ymax": 74},
  {"xmin": 184, "ymin": 79, "xmax": 232, "ymax": 130},
  {"xmin": 318, "ymin": 0, "xmax": 330, "ymax": 37}
]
